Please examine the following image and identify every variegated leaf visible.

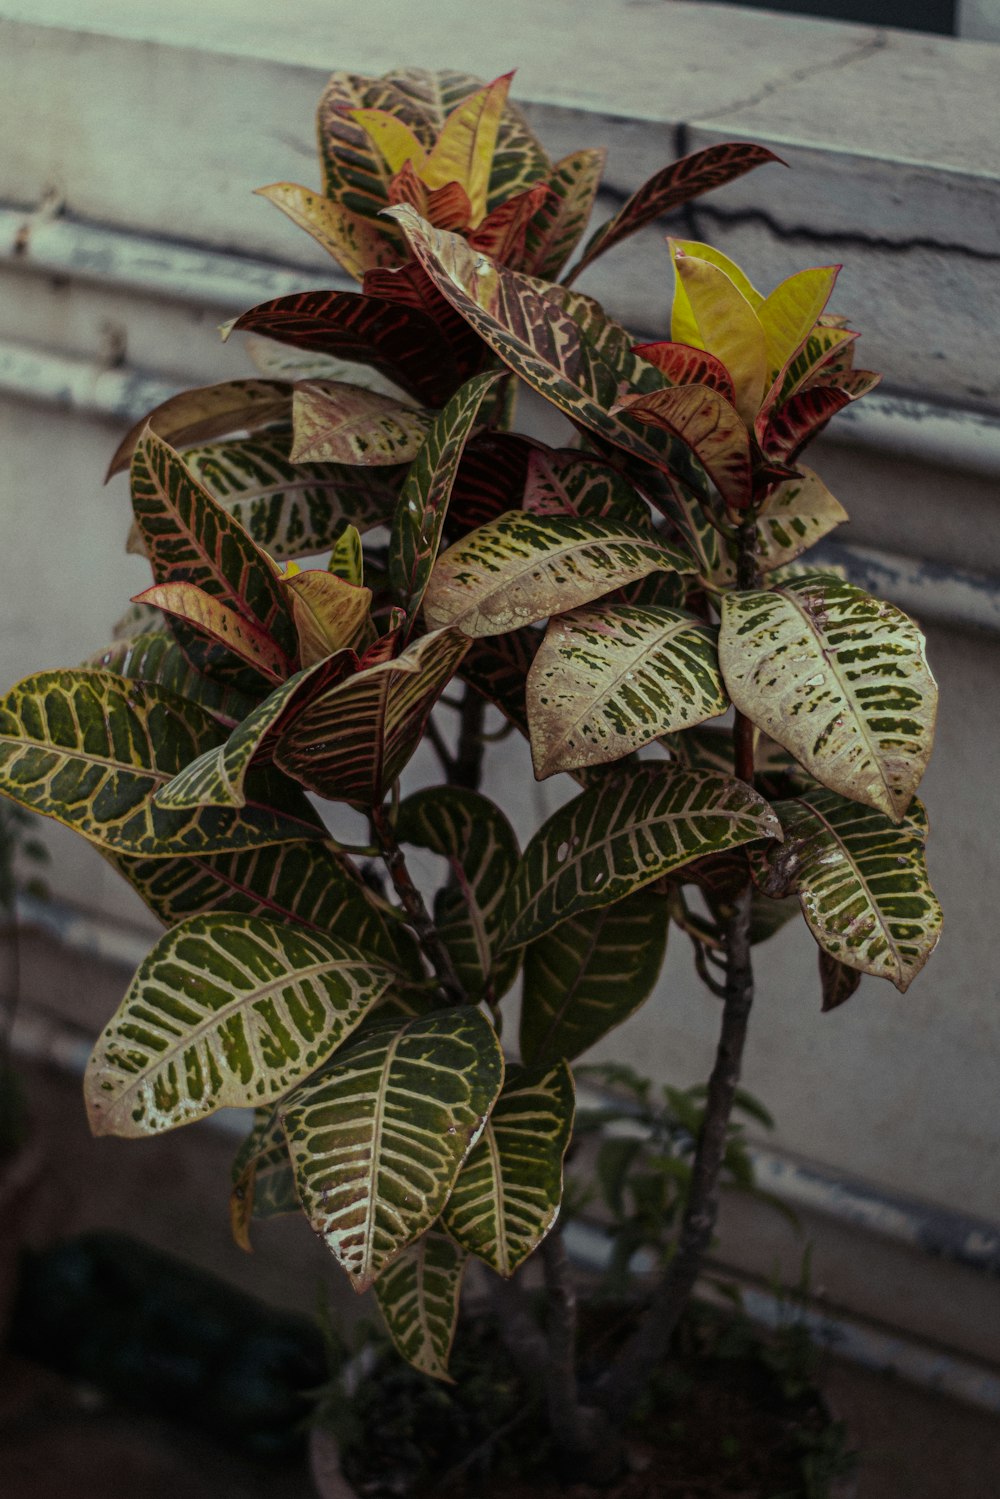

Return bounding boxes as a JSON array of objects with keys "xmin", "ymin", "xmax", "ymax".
[
  {"xmin": 106, "ymin": 380, "xmax": 292, "ymax": 480},
  {"xmin": 441, "ymin": 1061, "xmax": 574, "ymax": 1276},
  {"xmin": 701, "ymin": 466, "xmax": 848, "ymax": 588},
  {"xmin": 420, "ymin": 73, "xmax": 513, "ymax": 226},
  {"xmin": 520, "ymin": 891, "xmax": 669, "ymax": 1063},
  {"xmin": 720, "ymin": 578, "xmax": 937, "ymax": 821},
  {"xmin": 291, "ymin": 381, "xmax": 432, "ymax": 466},
  {"xmin": 130, "ymin": 429, "xmax": 299, "ymax": 666},
  {"xmin": 522, "ymin": 451, "xmax": 653, "ymax": 530},
  {"xmin": 177, "ymin": 434, "xmax": 405, "ymax": 560},
  {"xmin": 448, "ymin": 431, "xmax": 539, "ymax": 534},
  {"xmin": 749, "ymin": 790, "xmax": 941, "ymax": 991},
  {"xmin": 758, "ymin": 325, "xmax": 855, "ymax": 436},
  {"xmin": 389, "ymin": 370, "xmax": 504, "ymax": 625},
  {"xmin": 633, "ymin": 341, "xmax": 737, "ymax": 405},
  {"xmin": 467, "ymin": 183, "xmax": 550, "ymax": 268},
  {"xmin": 387, "ymin": 209, "xmax": 698, "ymax": 478},
  {"xmin": 459, "ymin": 628, "xmax": 539, "ymax": 736},
  {"xmin": 396, "ymin": 786, "xmax": 520, "ymax": 999},
  {"xmin": 566, "ymin": 141, "xmax": 781, "ymax": 285},
  {"xmin": 273, "ymin": 628, "xmax": 469, "ymax": 806},
  {"xmin": 527, "ymin": 603, "xmax": 728, "ymax": 778},
  {"xmin": 230, "ymin": 1106, "xmax": 299, "ymax": 1251},
  {"xmin": 283, "ymin": 571, "xmax": 372, "ymax": 666},
  {"xmin": 228, "ymin": 290, "xmax": 459, "ymax": 407},
  {"xmin": 329, "ymin": 526, "xmax": 365, "ymax": 585},
  {"xmin": 423, "ymin": 512, "xmax": 693, "ymax": 638},
  {"xmin": 155, "ymin": 655, "xmax": 352, "ymax": 811},
  {"xmin": 523, "ymin": 149, "xmax": 606, "ymax": 280},
  {"xmin": 282, "ymin": 1009, "xmax": 504, "ymax": 1290},
  {"xmin": 255, "ymin": 182, "xmax": 399, "ymax": 281},
  {"xmin": 373, "ymin": 1227, "xmax": 468, "ymax": 1381},
  {"xmin": 105, "ymin": 839, "xmax": 421, "ymax": 979},
  {"xmin": 762, "ymin": 375, "xmax": 880, "ymax": 462},
  {"xmin": 88, "ymin": 630, "xmax": 256, "ymax": 728},
  {"xmin": 85, "ymin": 914, "xmax": 399, "ymax": 1137},
  {"xmin": 498, "ymin": 764, "xmax": 781, "ymax": 951},
  {"xmin": 0, "ymin": 669, "xmax": 322, "ymax": 857},
  {"xmin": 614, "ymin": 384, "xmax": 752, "ymax": 511},
  {"xmin": 316, "ymin": 71, "xmax": 432, "ymax": 219},
  {"xmin": 133, "ymin": 581, "xmax": 295, "ymax": 685}
]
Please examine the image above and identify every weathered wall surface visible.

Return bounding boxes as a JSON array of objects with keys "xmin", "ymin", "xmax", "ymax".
[{"xmin": 1, "ymin": 1, "xmax": 998, "ymax": 1344}]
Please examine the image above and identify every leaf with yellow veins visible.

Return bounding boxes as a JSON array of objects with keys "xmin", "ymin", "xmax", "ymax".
[
  {"xmin": 283, "ymin": 570, "xmax": 373, "ymax": 666},
  {"xmin": 255, "ymin": 183, "xmax": 400, "ymax": 282},
  {"xmin": 423, "ymin": 73, "xmax": 514, "ymax": 226}
]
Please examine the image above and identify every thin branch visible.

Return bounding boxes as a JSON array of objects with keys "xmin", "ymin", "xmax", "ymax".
[
  {"xmin": 424, "ymin": 713, "xmax": 455, "ymax": 777},
  {"xmin": 692, "ymin": 936, "xmax": 728, "ymax": 999},
  {"xmin": 370, "ymin": 802, "xmax": 466, "ymax": 1005},
  {"xmin": 452, "ymin": 686, "xmax": 486, "ymax": 790},
  {"xmin": 540, "ymin": 1229, "xmax": 584, "ymax": 1453}
]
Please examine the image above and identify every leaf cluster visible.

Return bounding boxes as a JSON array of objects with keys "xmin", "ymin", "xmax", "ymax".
[{"xmin": 0, "ymin": 66, "xmax": 941, "ymax": 1387}]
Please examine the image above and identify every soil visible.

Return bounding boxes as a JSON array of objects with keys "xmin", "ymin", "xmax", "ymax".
[{"xmin": 338, "ymin": 1302, "xmax": 854, "ymax": 1499}]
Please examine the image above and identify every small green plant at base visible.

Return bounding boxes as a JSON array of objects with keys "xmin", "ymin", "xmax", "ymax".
[{"xmin": 0, "ymin": 64, "xmax": 939, "ymax": 1491}]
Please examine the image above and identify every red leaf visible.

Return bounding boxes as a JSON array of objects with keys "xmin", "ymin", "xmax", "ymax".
[{"xmin": 633, "ymin": 342, "xmax": 737, "ymax": 406}]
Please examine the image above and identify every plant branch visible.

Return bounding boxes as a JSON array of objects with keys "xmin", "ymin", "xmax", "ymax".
[
  {"xmin": 370, "ymin": 801, "xmax": 466, "ymax": 1005},
  {"xmin": 597, "ymin": 882, "xmax": 756, "ymax": 1419},
  {"xmin": 452, "ymin": 686, "xmax": 486, "ymax": 790}
]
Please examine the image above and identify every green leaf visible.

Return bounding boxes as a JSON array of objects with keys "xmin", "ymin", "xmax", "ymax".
[
  {"xmin": 84, "ymin": 914, "xmax": 399, "ymax": 1137},
  {"xmin": 228, "ymin": 291, "xmax": 460, "ymax": 408},
  {"xmin": 316, "ymin": 70, "xmax": 432, "ymax": 218},
  {"xmin": 88, "ymin": 630, "xmax": 256, "ymax": 728},
  {"xmin": 720, "ymin": 577, "xmax": 937, "ymax": 821},
  {"xmin": 105, "ymin": 839, "xmax": 420, "ymax": 975},
  {"xmin": 178, "ymin": 434, "xmax": 405, "ymax": 561},
  {"xmin": 273, "ymin": 628, "xmax": 469, "ymax": 806},
  {"xmin": 441, "ymin": 1061, "xmax": 574, "ymax": 1276},
  {"xmin": 527, "ymin": 603, "xmax": 728, "ymax": 778},
  {"xmin": 396, "ymin": 786, "xmax": 520, "ymax": 999},
  {"xmin": 499, "ymin": 764, "xmax": 781, "ymax": 951},
  {"xmin": 290, "ymin": 381, "xmax": 432, "ymax": 465},
  {"xmin": 521, "ymin": 891, "xmax": 669, "ymax": 1063},
  {"xmin": 230, "ymin": 1106, "xmax": 299, "ymax": 1251},
  {"xmin": 282, "ymin": 1009, "xmax": 504, "ymax": 1290},
  {"xmin": 106, "ymin": 380, "xmax": 292, "ymax": 480},
  {"xmin": 389, "ymin": 370, "xmax": 504, "ymax": 624},
  {"xmin": 373, "ymin": 1227, "xmax": 468, "ymax": 1381},
  {"xmin": 423, "ymin": 511, "xmax": 693, "ymax": 638},
  {"xmin": 749, "ymin": 790, "xmax": 942, "ymax": 991},
  {"xmin": 130, "ymin": 429, "xmax": 298, "ymax": 669},
  {"xmin": 387, "ymin": 209, "xmax": 696, "ymax": 477},
  {"xmin": 523, "ymin": 149, "xmax": 606, "ymax": 280},
  {"xmin": 155, "ymin": 655, "xmax": 353, "ymax": 811},
  {"xmin": 565, "ymin": 142, "xmax": 781, "ymax": 285},
  {"xmin": 0, "ymin": 669, "xmax": 322, "ymax": 857}
]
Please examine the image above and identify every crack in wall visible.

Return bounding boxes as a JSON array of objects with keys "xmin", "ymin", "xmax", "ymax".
[
  {"xmin": 696, "ymin": 29, "xmax": 890, "ymax": 122},
  {"xmin": 689, "ymin": 202, "xmax": 1000, "ymax": 263}
]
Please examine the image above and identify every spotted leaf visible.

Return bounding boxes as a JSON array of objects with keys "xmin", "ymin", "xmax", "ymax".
[{"xmin": 291, "ymin": 381, "xmax": 432, "ymax": 466}]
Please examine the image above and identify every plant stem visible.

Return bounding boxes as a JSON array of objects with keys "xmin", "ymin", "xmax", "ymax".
[
  {"xmin": 370, "ymin": 802, "xmax": 466, "ymax": 1005},
  {"xmin": 452, "ymin": 686, "xmax": 486, "ymax": 790},
  {"xmin": 598, "ymin": 883, "xmax": 756, "ymax": 1419},
  {"xmin": 539, "ymin": 1229, "xmax": 585, "ymax": 1453}
]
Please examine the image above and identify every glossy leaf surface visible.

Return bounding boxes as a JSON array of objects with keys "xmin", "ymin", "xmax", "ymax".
[
  {"xmin": 373, "ymin": 1228, "xmax": 468, "ymax": 1381},
  {"xmin": 615, "ymin": 384, "xmax": 752, "ymax": 511},
  {"xmin": 442, "ymin": 1061, "xmax": 574, "ymax": 1276},
  {"xmin": 521, "ymin": 889, "xmax": 669, "ymax": 1063},
  {"xmin": 499, "ymin": 764, "xmax": 781, "ymax": 951},
  {"xmin": 133, "ymin": 581, "xmax": 293, "ymax": 685},
  {"xmin": 423, "ymin": 512, "xmax": 692, "ymax": 638},
  {"xmin": 720, "ymin": 578, "xmax": 937, "ymax": 821},
  {"xmin": 0, "ymin": 670, "xmax": 321, "ymax": 857},
  {"xmin": 282, "ymin": 1009, "xmax": 504, "ymax": 1289},
  {"xmin": 291, "ymin": 381, "xmax": 431, "ymax": 466},
  {"xmin": 527, "ymin": 604, "xmax": 728, "ymax": 777},
  {"xmin": 85, "ymin": 914, "xmax": 397, "ymax": 1136},
  {"xmin": 255, "ymin": 182, "xmax": 398, "ymax": 281},
  {"xmin": 750, "ymin": 791, "xmax": 941, "ymax": 991},
  {"xmin": 89, "ymin": 630, "xmax": 256, "ymax": 728}
]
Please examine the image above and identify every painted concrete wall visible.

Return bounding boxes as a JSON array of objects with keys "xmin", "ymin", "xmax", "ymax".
[{"xmin": 1, "ymin": 2, "xmax": 998, "ymax": 1239}]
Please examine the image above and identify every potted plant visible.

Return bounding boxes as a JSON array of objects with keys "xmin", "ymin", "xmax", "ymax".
[{"xmin": 0, "ymin": 66, "xmax": 939, "ymax": 1492}]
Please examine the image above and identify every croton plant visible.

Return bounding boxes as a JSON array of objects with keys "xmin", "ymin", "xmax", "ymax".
[{"xmin": 0, "ymin": 68, "xmax": 941, "ymax": 1445}]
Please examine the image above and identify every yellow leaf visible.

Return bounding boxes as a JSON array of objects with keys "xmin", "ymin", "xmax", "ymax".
[
  {"xmin": 423, "ymin": 73, "xmax": 514, "ymax": 226},
  {"xmin": 669, "ymin": 244, "xmax": 767, "ymax": 425},
  {"xmin": 255, "ymin": 183, "xmax": 399, "ymax": 283},
  {"xmin": 349, "ymin": 109, "xmax": 427, "ymax": 176},
  {"xmin": 283, "ymin": 570, "xmax": 373, "ymax": 667},
  {"xmin": 757, "ymin": 265, "xmax": 840, "ymax": 382},
  {"xmin": 668, "ymin": 239, "xmax": 763, "ymax": 346}
]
